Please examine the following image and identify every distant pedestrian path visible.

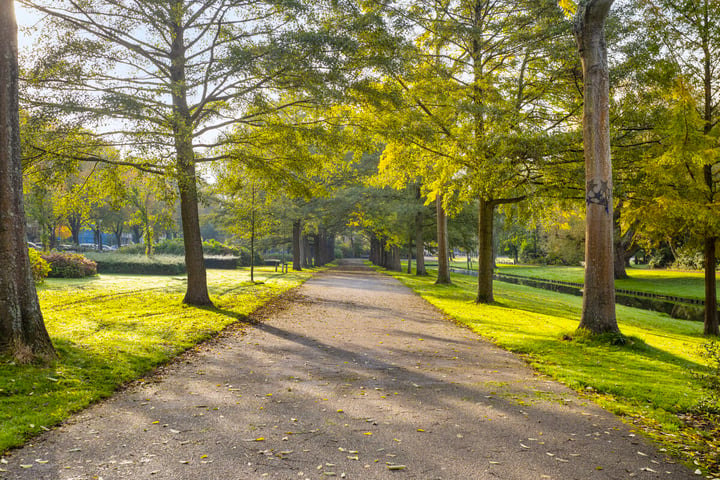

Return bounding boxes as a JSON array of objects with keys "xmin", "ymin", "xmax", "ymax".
[{"xmin": 0, "ymin": 259, "xmax": 695, "ymax": 479}]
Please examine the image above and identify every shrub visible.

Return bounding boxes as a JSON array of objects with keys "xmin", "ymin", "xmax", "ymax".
[
  {"xmin": 695, "ymin": 341, "xmax": 720, "ymax": 415},
  {"xmin": 112, "ymin": 239, "xmax": 260, "ymax": 268},
  {"xmin": 28, "ymin": 248, "xmax": 50, "ymax": 283},
  {"xmin": 117, "ymin": 243, "xmax": 145, "ymax": 255},
  {"xmin": 85, "ymin": 253, "xmax": 186, "ymax": 275},
  {"xmin": 204, "ymin": 255, "xmax": 239, "ymax": 270},
  {"xmin": 41, "ymin": 251, "xmax": 97, "ymax": 278},
  {"xmin": 203, "ymin": 239, "xmax": 240, "ymax": 256},
  {"xmin": 154, "ymin": 238, "xmax": 186, "ymax": 255}
]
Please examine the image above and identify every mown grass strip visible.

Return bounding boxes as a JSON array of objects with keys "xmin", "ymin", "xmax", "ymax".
[
  {"xmin": 381, "ymin": 266, "xmax": 717, "ymax": 474},
  {"xmin": 445, "ymin": 260, "xmax": 716, "ymax": 300},
  {"xmin": 0, "ymin": 267, "xmax": 316, "ymax": 453}
]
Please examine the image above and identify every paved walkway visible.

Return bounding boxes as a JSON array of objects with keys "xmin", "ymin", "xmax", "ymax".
[{"xmin": 1, "ymin": 260, "xmax": 695, "ymax": 479}]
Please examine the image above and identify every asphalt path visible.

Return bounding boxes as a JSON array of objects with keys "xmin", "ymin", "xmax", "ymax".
[{"xmin": 0, "ymin": 260, "xmax": 697, "ymax": 479}]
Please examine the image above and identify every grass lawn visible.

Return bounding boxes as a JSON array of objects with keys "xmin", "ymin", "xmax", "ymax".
[
  {"xmin": 445, "ymin": 259, "xmax": 715, "ymax": 300},
  {"xmin": 0, "ymin": 267, "xmax": 316, "ymax": 453},
  {"xmin": 384, "ymin": 265, "xmax": 719, "ymax": 476}
]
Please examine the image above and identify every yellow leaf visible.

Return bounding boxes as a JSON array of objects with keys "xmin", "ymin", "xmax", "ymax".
[{"xmin": 558, "ymin": 0, "xmax": 576, "ymax": 16}]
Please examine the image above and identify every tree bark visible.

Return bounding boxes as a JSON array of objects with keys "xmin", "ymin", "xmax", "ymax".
[
  {"xmin": 390, "ymin": 245, "xmax": 402, "ymax": 272},
  {"xmin": 613, "ymin": 205, "xmax": 628, "ymax": 280},
  {"xmin": 170, "ymin": 18, "xmax": 211, "ymax": 306},
  {"xmin": 0, "ymin": 0, "xmax": 56, "ymax": 362},
  {"xmin": 574, "ymin": 0, "xmax": 620, "ymax": 334},
  {"xmin": 476, "ymin": 198, "xmax": 495, "ymax": 303},
  {"xmin": 435, "ymin": 195, "xmax": 452, "ymax": 284},
  {"xmin": 292, "ymin": 220, "xmax": 302, "ymax": 271},
  {"xmin": 704, "ymin": 236, "xmax": 719, "ymax": 335}
]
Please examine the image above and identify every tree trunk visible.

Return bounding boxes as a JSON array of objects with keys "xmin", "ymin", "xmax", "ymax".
[
  {"xmin": 327, "ymin": 234, "xmax": 335, "ymax": 263},
  {"xmin": 292, "ymin": 220, "xmax": 302, "ymax": 271},
  {"xmin": 170, "ymin": 19, "xmax": 211, "ymax": 306},
  {"xmin": 390, "ymin": 245, "xmax": 402, "ymax": 272},
  {"xmin": 0, "ymin": 0, "xmax": 56, "ymax": 362},
  {"xmin": 704, "ymin": 237, "xmax": 719, "ymax": 335},
  {"xmin": 114, "ymin": 222, "xmax": 123, "ymax": 248},
  {"xmin": 69, "ymin": 213, "xmax": 81, "ymax": 245},
  {"xmin": 574, "ymin": 0, "xmax": 619, "ymax": 334},
  {"xmin": 177, "ymin": 155, "xmax": 210, "ymax": 305},
  {"xmin": 302, "ymin": 235, "xmax": 310, "ymax": 267},
  {"xmin": 476, "ymin": 198, "xmax": 495, "ymax": 303},
  {"xmin": 435, "ymin": 195, "xmax": 452, "ymax": 284}
]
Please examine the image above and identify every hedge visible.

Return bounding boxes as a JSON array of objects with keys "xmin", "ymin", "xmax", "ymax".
[{"xmin": 84, "ymin": 254, "xmax": 240, "ymax": 275}]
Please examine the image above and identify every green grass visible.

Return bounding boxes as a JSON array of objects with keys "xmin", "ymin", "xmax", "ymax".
[
  {"xmin": 0, "ymin": 267, "xmax": 316, "ymax": 453},
  {"xmin": 381, "ymin": 266, "xmax": 718, "ymax": 473},
  {"xmin": 445, "ymin": 260, "xmax": 715, "ymax": 300}
]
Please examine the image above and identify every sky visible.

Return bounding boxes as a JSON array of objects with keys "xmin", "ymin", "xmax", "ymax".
[{"xmin": 15, "ymin": 2, "xmax": 42, "ymax": 52}]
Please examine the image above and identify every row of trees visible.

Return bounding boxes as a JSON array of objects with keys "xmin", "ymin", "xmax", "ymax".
[{"xmin": 2, "ymin": 0, "xmax": 720, "ymax": 362}]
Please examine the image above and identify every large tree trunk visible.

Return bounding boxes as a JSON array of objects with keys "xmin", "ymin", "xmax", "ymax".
[
  {"xmin": 704, "ymin": 237, "xmax": 719, "ymax": 335},
  {"xmin": 177, "ymin": 162, "xmax": 210, "ymax": 305},
  {"xmin": 476, "ymin": 198, "xmax": 495, "ymax": 303},
  {"xmin": 171, "ymin": 19, "xmax": 211, "ymax": 306},
  {"xmin": 292, "ymin": 220, "xmax": 302, "ymax": 271},
  {"xmin": 435, "ymin": 195, "xmax": 452, "ymax": 284},
  {"xmin": 574, "ymin": 0, "xmax": 619, "ymax": 335},
  {"xmin": 389, "ymin": 245, "xmax": 402, "ymax": 272},
  {"xmin": 0, "ymin": 0, "xmax": 56, "ymax": 362},
  {"xmin": 613, "ymin": 206, "xmax": 628, "ymax": 280}
]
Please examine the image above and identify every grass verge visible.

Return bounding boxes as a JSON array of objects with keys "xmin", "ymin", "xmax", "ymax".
[
  {"xmin": 0, "ymin": 267, "xmax": 317, "ymax": 453},
  {"xmin": 382, "ymin": 266, "xmax": 719, "ymax": 477},
  {"xmin": 444, "ymin": 259, "xmax": 715, "ymax": 300},
  {"xmin": 495, "ymin": 263, "xmax": 713, "ymax": 300}
]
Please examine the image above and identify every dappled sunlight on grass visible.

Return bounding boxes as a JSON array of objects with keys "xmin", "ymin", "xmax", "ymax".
[
  {"xmin": 385, "ymin": 269, "xmax": 708, "ymax": 417},
  {"xmin": 0, "ymin": 267, "xmax": 316, "ymax": 452}
]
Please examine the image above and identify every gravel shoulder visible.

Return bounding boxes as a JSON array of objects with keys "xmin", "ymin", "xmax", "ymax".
[{"xmin": 0, "ymin": 259, "xmax": 696, "ymax": 479}]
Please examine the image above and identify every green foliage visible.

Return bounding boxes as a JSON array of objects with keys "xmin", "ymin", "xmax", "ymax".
[
  {"xmin": 40, "ymin": 251, "xmax": 97, "ymax": 278},
  {"xmin": 202, "ymin": 239, "xmax": 240, "ymax": 256},
  {"xmin": 28, "ymin": 248, "xmax": 50, "ymax": 283},
  {"xmin": 695, "ymin": 341, "xmax": 720, "ymax": 415},
  {"xmin": 84, "ymin": 253, "xmax": 186, "ymax": 275},
  {"xmin": 0, "ymin": 269, "xmax": 314, "ymax": 452},
  {"xmin": 119, "ymin": 239, "xmax": 241, "ymax": 257},
  {"xmin": 85, "ymin": 253, "xmax": 245, "ymax": 275}
]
